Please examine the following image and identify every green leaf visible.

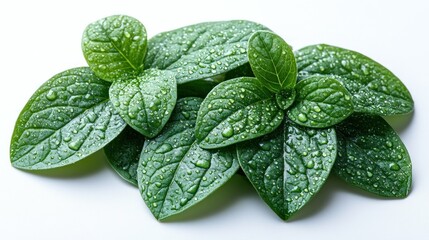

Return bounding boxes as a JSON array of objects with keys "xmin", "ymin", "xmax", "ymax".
[
  {"xmin": 248, "ymin": 31, "xmax": 297, "ymax": 93},
  {"xmin": 195, "ymin": 77, "xmax": 284, "ymax": 149},
  {"xmin": 288, "ymin": 76, "xmax": 354, "ymax": 128},
  {"xmin": 10, "ymin": 67, "xmax": 126, "ymax": 170},
  {"xmin": 137, "ymin": 97, "xmax": 239, "ymax": 220},
  {"xmin": 333, "ymin": 114, "xmax": 412, "ymax": 198},
  {"xmin": 109, "ymin": 69, "xmax": 177, "ymax": 138},
  {"xmin": 104, "ymin": 126, "xmax": 145, "ymax": 186},
  {"xmin": 144, "ymin": 20, "xmax": 268, "ymax": 84},
  {"xmin": 237, "ymin": 121, "xmax": 337, "ymax": 220},
  {"xmin": 295, "ymin": 44, "xmax": 413, "ymax": 115},
  {"xmin": 82, "ymin": 15, "xmax": 147, "ymax": 82},
  {"xmin": 275, "ymin": 89, "xmax": 296, "ymax": 110}
]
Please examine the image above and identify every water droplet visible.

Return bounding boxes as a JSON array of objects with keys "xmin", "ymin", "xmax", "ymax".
[
  {"xmin": 68, "ymin": 139, "xmax": 84, "ymax": 151},
  {"xmin": 345, "ymin": 94, "xmax": 351, "ymax": 101},
  {"xmin": 124, "ymin": 31, "xmax": 131, "ymax": 38},
  {"xmin": 46, "ymin": 89, "xmax": 57, "ymax": 101},
  {"xmin": 87, "ymin": 111, "xmax": 97, "ymax": 123},
  {"xmin": 366, "ymin": 171, "xmax": 373, "ymax": 178},
  {"xmin": 156, "ymin": 143, "xmax": 173, "ymax": 154},
  {"xmin": 389, "ymin": 163, "xmax": 400, "ymax": 171},
  {"xmin": 195, "ymin": 159, "xmax": 210, "ymax": 169},
  {"xmin": 152, "ymin": 202, "xmax": 158, "ymax": 207},
  {"xmin": 313, "ymin": 105, "xmax": 321, "ymax": 112},
  {"xmin": 133, "ymin": 35, "xmax": 140, "ymax": 41},
  {"xmin": 221, "ymin": 125, "xmax": 234, "ymax": 138},
  {"xmin": 180, "ymin": 198, "xmax": 188, "ymax": 206},
  {"xmin": 385, "ymin": 141, "xmax": 393, "ymax": 148},
  {"xmin": 155, "ymin": 182, "xmax": 162, "ymax": 187},
  {"xmin": 182, "ymin": 112, "xmax": 190, "ymax": 119},
  {"xmin": 298, "ymin": 113, "xmax": 308, "ymax": 122},
  {"xmin": 259, "ymin": 142, "xmax": 271, "ymax": 151},
  {"xmin": 306, "ymin": 160, "xmax": 315, "ymax": 169},
  {"xmin": 128, "ymin": 111, "xmax": 137, "ymax": 119},
  {"xmin": 291, "ymin": 186, "xmax": 301, "ymax": 193},
  {"xmin": 187, "ymin": 185, "xmax": 198, "ymax": 194}
]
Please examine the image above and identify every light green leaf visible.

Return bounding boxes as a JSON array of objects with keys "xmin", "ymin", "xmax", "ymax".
[
  {"xmin": 138, "ymin": 97, "xmax": 239, "ymax": 220},
  {"xmin": 82, "ymin": 15, "xmax": 147, "ymax": 82},
  {"xmin": 144, "ymin": 20, "xmax": 268, "ymax": 84},
  {"xmin": 295, "ymin": 44, "xmax": 413, "ymax": 115},
  {"xmin": 109, "ymin": 69, "xmax": 177, "ymax": 138},
  {"xmin": 334, "ymin": 114, "xmax": 412, "ymax": 198},
  {"xmin": 288, "ymin": 76, "xmax": 354, "ymax": 128},
  {"xmin": 104, "ymin": 126, "xmax": 145, "ymax": 186},
  {"xmin": 195, "ymin": 77, "xmax": 284, "ymax": 149},
  {"xmin": 248, "ymin": 31, "xmax": 297, "ymax": 93},
  {"xmin": 237, "ymin": 121, "xmax": 337, "ymax": 220},
  {"xmin": 10, "ymin": 67, "xmax": 126, "ymax": 170}
]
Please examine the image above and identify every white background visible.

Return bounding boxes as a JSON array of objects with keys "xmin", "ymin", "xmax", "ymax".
[{"xmin": 1, "ymin": 0, "xmax": 428, "ymax": 239}]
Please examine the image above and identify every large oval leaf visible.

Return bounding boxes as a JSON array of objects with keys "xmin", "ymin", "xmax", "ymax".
[
  {"xmin": 195, "ymin": 77, "xmax": 284, "ymax": 149},
  {"xmin": 334, "ymin": 114, "xmax": 412, "ymax": 198},
  {"xmin": 138, "ymin": 97, "xmax": 239, "ymax": 220},
  {"xmin": 237, "ymin": 121, "xmax": 337, "ymax": 220},
  {"xmin": 10, "ymin": 67, "xmax": 126, "ymax": 170},
  {"xmin": 104, "ymin": 126, "xmax": 145, "ymax": 186},
  {"xmin": 295, "ymin": 44, "xmax": 413, "ymax": 115},
  {"xmin": 248, "ymin": 31, "xmax": 297, "ymax": 93},
  {"xmin": 287, "ymin": 76, "xmax": 354, "ymax": 128},
  {"xmin": 82, "ymin": 15, "xmax": 147, "ymax": 82},
  {"xmin": 109, "ymin": 69, "xmax": 177, "ymax": 138},
  {"xmin": 144, "ymin": 20, "xmax": 268, "ymax": 84}
]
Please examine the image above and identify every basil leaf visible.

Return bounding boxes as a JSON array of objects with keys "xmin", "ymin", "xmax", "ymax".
[
  {"xmin": 144, "ymin": 20, "xmax": 268, "ymax": 84},
  {"xmin": 138, "ymin": 97, "xmax": 239, "ymax": 220},
  {"xmin": 177, "ymin": 74, "xmax": 225, "ymax": 98},
  {"xmin": 248, "ymin": 31, "xmax": 297, "ymax": 93},
  {"xmin": 109, "ymin": 69, "xmax": 177, "ymax": 138},
  {"xmin": 10, "ymin": 67, "xmax": 126, "ymax": 170},
  {"xmin": 237, "ymin": 121, "xmax": 337, "ymax": 220},
  {"xmin": 82, "ymin": 15, "xmax": 147, "ymax": 82},
  {"xmin": 295, "ymin": 44, "xmax": 413, "ymax": 115},
  {"xmin": 275, "ymin": 89, "xmax": 296, "ymax": 110},
  {"xmin": 288, "ymin": 76, "xmax": 354, "ymax": 128},
  {"xmin": 195, "ymin": 77, "xmax": 284, "ymax": 149},
  {"xmin": 334, "ymin": 114, "xmax": 412, "ymax": 197},
  {"xmin": 104, "ymin": 126, "xmax": 145, "ymax": 186}
]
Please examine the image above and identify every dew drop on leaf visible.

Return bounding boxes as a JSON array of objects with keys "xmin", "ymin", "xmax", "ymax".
[{"xmin": 46, "ymin": 89, "xmax": 58, "ymax": 101}]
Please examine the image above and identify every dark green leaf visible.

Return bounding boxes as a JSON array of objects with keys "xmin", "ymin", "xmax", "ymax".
[
  {"xmin": 288, "ymin": 76, "xmax": 354, "ymax": 128},
  {"xmin": 195, "ymin": 77, "xmax": 284, "ymax": 149},
  {"xmin": 109, "ymin": 69, "xmax": 177, "ymax": 138},
  {"xmin": 104, "ymin": 126, "xmax": 145, "ymax": 186},
  {"xmin": 10, "ymin": 67, "xmax": 126, "ymax": 170},
  {"xmin": 248, "ymin": 31, "xmax": 297, "ymax": 93},
  {"xmin": 237, "ymin": 121, "xmax": 337, "ymax": 220},
  {"xmin": 295, "ymin": 44, "xmax": 413, "ymax": 115},
  {"xmin": 334, "ymin": 114, "xmax": 412, "ymax": 198},
  {"xmin": 177, "ymin": 74, "xmax": 225, "ymax": 98},
  {"xmin": 138, "ymin": 97, "xmax": 239, "ymax": 220},
  {"xmin": 275, "ymin": 89, "xmax": 296, "ymax": 110},
  {"xmin": 82, "ymin": 15, "xmax": 147, "ymax": 82},
  {"xmin": 144, "ymin": 20, "xmax": 268, "ymax": 84}
]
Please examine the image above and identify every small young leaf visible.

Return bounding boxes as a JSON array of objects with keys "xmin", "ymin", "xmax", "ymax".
[
  {"xmin": 237, "ymin": 121, "xmax": 337, "ymax": 220},
  {"xmin": 104, "ymin": 126, "xmax": 145, "ymax": 186},
  {"xmin": 288, "ymin": 76, "xmax": 354, "ymax": 128},
  {"xmin": 275, "ymin": 89, "xmax": 296, "ymax": 110},
  {"xmin": 82, "ymin": 15, "xmax": 147, "ymax": 82},
  {"xmin": 144, "ymin": 20, "xmax": 268, "ymax": 84},
  {"xmin": 248, "ymin": 31, "xmax": 297, "ymax": 93},
  {"xmin": 334, "ymin": 114, "xmax": 412, "ymax": 198},
  {"xmin": 10, "ymin": 67, "xmax": 126, "ymax": 170},
  {"xmin": 195, "ymin": 77, "xmax": 284, "ymax": 149},
  {"xmin": 109, "ymin": 69, "xmax": 177, "ymax": 138},
  {"xmin": 295, "ymin": 44, "xmax": 413, "ymax": 115},
  {"xmin": 138, "ymin": 97, "xmax": 239, "ymax": 220}
]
